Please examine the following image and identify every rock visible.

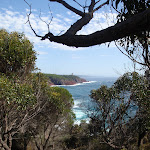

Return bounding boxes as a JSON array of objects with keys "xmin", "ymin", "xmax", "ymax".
[{"xmin": 44, "ymin": 74, "xmax": 87, "ymax": 85}]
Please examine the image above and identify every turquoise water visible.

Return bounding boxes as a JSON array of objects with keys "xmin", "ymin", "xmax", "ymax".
[{"xmin": 60, "ymin": 76, "xmax": 117, "ymax": 123}]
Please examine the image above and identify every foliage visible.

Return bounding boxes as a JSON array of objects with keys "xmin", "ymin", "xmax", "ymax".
[
  {"xmin": 0, "ymin": 71, "xmax": 75, "ymax": 150},
  {"xmin": 61, "ymin": 72, "xmax": 149, "ymax": 150},
  {"xmin": 114, "ymin": 72, "xmax": 150, "ymax": 128},
  {"xmin": 113, "ymin": 0, "xmax": 150, "ymax": 20},
  {"xmin": 0, "ymin": 29, "xmax": 75, "ymax": 150},
  {"xmin": 88, "ymin": 72, "xmax": 150, "ymax": 149},
  {"xmin": 44, "ymin": 73, "xmax": 85, "ymax": 85},
  {"xmin": 24, "ymin": 76, "xmax": 75, "ymax": 150},
  {"xmin": 63, "ymin": 122, "xmax": 115, "ymax": 150},
  {"xmin": 0, "ymin": 29, "xmax": 36, "ymax": 77},
  {"xmin": 0, "ymin": 75, "xmax": 36, "ymax": 108},
  {"xmin": 112, "ymin": 0, "xmax": 150, "ymax": 68},
  {"xmin": 44, "ymin": 74, "xmax": 80, "ymax": 81}
]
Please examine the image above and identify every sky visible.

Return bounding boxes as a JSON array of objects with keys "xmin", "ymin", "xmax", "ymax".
[{"xmin": 0, "ymin": 0, "xmax": 136, "ymax": 77}]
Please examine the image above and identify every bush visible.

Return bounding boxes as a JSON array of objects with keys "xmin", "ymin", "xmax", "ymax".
[{"xmin": 0, "ymin": 29, "xmax": 36, "ymax": 77}]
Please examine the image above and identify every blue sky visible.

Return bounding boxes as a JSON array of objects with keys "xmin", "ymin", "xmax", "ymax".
[{"xmin": 0, "ymin": 0, "xmax": 135, "ymax": 77}]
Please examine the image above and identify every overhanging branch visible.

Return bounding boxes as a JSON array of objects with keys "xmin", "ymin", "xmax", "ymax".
[
  {"xmin": 25, "ymin": 0, "xmax": 150, "ymax": 48},
  {"xmin": 43, "ymin": 8, "xmax": 150, "ymax": 47}
]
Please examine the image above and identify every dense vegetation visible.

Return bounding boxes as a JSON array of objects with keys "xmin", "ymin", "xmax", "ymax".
[
  {"xmin": 44, "ymin": 74, "xmax": 86, "ymax": 85},
  {"xmin": 88, "ymin": 72, "xmax": 150, "ymax": 149},
  {"xmin": 62, "ymin": 72, "xmax": 150, "ymax": 150},
  {"xmin": 0, "ymin": 29, "xmax": 36, "ymax": 77},
  {"xmin": 0, "ymin": 29, "xmax": 75, "ymax": 150},
  {"xmin": 0, "ymin": 0, "xmax": 150, "ymax": 149},
  {"xmin": 0, "ymin": 29, "xmax": 150, "ymax": 149}
]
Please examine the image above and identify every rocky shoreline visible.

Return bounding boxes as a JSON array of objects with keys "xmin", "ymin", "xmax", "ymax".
[{"xmin": 44, "ymin": 74, "xmax": 87, "ymax": 85}]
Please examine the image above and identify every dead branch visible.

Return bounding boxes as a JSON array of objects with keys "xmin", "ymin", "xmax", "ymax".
[
  {"xmin": 93, "ymin": 0, "xmax": 109, "ymax": 12},
  {"xmin": 72, "ymin": 0, "xmax": 84, "ymax": 9},
  {"xmin": 39, "ymin": 5, "xmax": 53, "ymax": 33},
  {"xmin": 24, "ymin": 0, "xmax": 43, "ymax": 38},
  {"xmin": 49, "ymin": 0, "xmax": 84, "ymax": 16}
]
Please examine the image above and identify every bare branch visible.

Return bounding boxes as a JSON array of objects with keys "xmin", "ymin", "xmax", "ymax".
[
  {"xmin": 95, "ymin": 0, "xmax": 102, "ymax": 5},
  {"xmin": 110, "ymin": 0, "xmax": 121, "ymax": 14},
  {"xmin": 57, "ymin": 30, "xmax": 65, "ymax": 36},
  {"xmin": 24, "ymin": 0, "xmax": 43, "ymax": 38},
  {"xmin": 0, "ymin": 136, "xmax": 11, "ymax": 150},
  {"xmin": 72, "ymin": 0, "xmax": 83, "ymax": 9},
  {"xmin": 62, "ymin": 0, "xmax": 99, "ymax": 35},
  {"xmin": 49, "ymin": 0, "xmax": 84, "ymax": 16},
  {"xmin": 93, "ymin": 0, "xmax": 109, "ymax": 12},
  {"xmin": 43, "ymin": 115, "xmax": 59, "ymax": 150},
  {"xmin": 25, "ymin": 0, "xmax": 150, "ymax": 48},
  {"xmin": 45, "ymin": 8, "xmax": 150, "ymax": 47},
  {"xmin": 48, "ymin": 5, "xmax": 53, "ymax": 22},
  {"xmin": 39, "ymin": 5, "xmax": 53, "ymax": 33}
]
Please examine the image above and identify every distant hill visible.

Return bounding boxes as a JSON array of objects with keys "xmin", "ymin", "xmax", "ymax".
[{"xmin": 44, "ymin": 74, "xmax": 87, "ymax": 85}]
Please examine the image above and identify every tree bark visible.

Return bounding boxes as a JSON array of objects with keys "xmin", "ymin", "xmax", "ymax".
[
  {"xmin": 0, "ymin": 136, "xmax": 11, "ymax": 150},
  {"xmin": 42, "ymin": 8, "xmax": 150, "ymax": 47}
]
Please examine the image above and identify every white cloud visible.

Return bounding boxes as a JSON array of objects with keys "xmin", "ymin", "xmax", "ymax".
[
  {"xmin": 6, "ymin": 10, "xmax": 16, "ymax": 16},
  {"xmin": 56, "ymin": 14, "xmax": 63, "ymax": 18},
  {"xmin": 25, "ymin": 8, "xmax": 37, "ymax": 12},
  {"xmin": 67, "ymin": 11, "xmax": 72, "ymax": 15},
  {"xmin": 78, "ymin": 11, "xmax": 117, "ymax": 35},
  {"xmin": 63, "ymin": 17, "xmax": 73, "ymax": 23},
  {"xmin": 0, "ymin": 8, "xmax": 117, "ymax": 51}
]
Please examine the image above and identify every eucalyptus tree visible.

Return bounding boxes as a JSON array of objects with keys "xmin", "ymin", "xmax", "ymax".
[
  {"xmin": 0, "ymin": 29, "xmax": 37, "ymax": 150},
  {"xmin": 88, "ymin": 72, "xmax": 150, "ymax": 149},
  {"xmin": 0, "ymin": 29, "xmax": 36, "ymax": 78},
  {"xmin": 0, "ymin": 30, "xmax": 75, "ymax": 150}
]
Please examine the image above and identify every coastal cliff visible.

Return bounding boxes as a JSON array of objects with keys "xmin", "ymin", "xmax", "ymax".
[{"xmin": 44, "ymin": 74, "xmax": 87, "ymax": 85}]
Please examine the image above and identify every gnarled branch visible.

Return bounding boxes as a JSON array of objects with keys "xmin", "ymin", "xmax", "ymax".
[{"xmin": 25, "ymin": 0, "xmax": 150, "ymax": 48}]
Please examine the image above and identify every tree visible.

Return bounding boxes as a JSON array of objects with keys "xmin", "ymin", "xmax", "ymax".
[
  {"xmin": 26, "ymin": 87, "xmax": 75, "ymax": 150},
  {"xmin": 0, "ymin": 30, "xmax": 75, "ymax": 150},
  {"xmin": 25, "ymin": 0, "xmax": 150, "ymax": 48},
  {"xmin": 0, "ymin": 75, "xmax": 36, "ymax": 150},
  {"xmin": 0, "ymin": 29, "xmax": 38, "ymax": 150},
  {"xmin": 88, "ymin": 72, "xmax": 150, "ymax": 149},
  {"xmin": 112, "ymin": 0, "xmax": 150, "ymax": 69},
  {"xmin": 0, "ymin": 73, "xmax": 74, "ymax": 150},
  {"xmin": 25, "ymin": 0, "xmax": 150, "ymax": 71},
  {"xmin": 0, "ymin": 29, "xmax": 36, "ymax": 77}
]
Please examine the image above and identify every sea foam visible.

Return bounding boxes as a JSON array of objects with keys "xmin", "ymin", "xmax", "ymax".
[{"xmin": 51, "ymin": 81, "xmax": 97, "ymax": 87}]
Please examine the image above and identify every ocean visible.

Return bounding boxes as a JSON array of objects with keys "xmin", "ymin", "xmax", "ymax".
[{"xmin": 59, "ymin": 76, "xmax": 117, "ymax": 124}]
